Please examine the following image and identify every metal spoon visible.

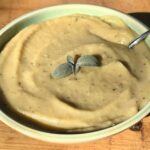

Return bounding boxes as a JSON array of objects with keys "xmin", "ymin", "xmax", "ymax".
[{"xmin": 128, "ymin": 29, "xmax": 150, "ymax": 48}]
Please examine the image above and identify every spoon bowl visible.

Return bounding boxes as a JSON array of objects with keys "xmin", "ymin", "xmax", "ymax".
[{"xmin": 128, "ymin": 29, "xmax": 150, "ymax": 48}]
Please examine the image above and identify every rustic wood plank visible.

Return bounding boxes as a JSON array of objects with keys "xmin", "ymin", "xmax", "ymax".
[
  {"xmin": 0, "ymin": 118, "xmax": 150, "ymax": 150},
  {"xmin": 0, "ymin": 0, "xmax": 150, "ymax": 29}
]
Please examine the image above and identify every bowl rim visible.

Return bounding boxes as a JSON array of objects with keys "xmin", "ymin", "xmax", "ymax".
[{"xmin": 0, "ymin": 4, "xmax": 150, "ymax": 143}]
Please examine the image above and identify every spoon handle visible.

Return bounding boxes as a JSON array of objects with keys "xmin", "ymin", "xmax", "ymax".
[{"xmin": 128, "ymin": 29, "xmax": 150, "ymax": 48}]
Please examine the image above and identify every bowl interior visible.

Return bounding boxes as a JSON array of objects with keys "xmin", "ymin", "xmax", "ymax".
[{"xmin": 0, "ymin": 4, "xmax": 150, "ymax": 143}]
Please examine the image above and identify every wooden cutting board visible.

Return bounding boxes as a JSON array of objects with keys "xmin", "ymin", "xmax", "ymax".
[{"xmin": 0, "ymin": 0, "xmax": 150, "ymax": 150}]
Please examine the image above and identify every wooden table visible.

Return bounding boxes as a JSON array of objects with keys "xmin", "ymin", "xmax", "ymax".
[{"xmin": 0, "ymin": 0, "xmax": 150, "ymax": 150}]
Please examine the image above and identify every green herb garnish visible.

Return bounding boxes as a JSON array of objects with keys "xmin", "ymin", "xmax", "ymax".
[{"xmin": 51, "ymin": 55, "xmax": 100, "ymax": 79}]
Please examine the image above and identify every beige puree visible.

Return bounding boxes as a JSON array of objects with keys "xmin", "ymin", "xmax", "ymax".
[{"xmin": 0, "ymin": 15, "xmax": 150, "ymax": 132}]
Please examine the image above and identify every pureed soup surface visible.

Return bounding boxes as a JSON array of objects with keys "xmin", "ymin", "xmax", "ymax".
[{"xmin": 0, "ymin": 15, "xmax": 150, "ymax": 132}]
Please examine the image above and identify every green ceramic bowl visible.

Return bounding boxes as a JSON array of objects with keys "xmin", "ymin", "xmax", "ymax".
[{"xmin": 0, "ymin": 4, "xmax": 150, "ymax": 143}]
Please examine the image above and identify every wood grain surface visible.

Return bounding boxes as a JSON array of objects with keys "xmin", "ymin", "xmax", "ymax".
[{"xmin": 0, "ymin": 0, "xmax": 150, "ymax": 150}]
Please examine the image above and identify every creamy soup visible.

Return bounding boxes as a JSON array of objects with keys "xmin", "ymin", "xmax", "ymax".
[{"xmin": 0, "ymin": 15, "xmax": 150, "ymax": 132}]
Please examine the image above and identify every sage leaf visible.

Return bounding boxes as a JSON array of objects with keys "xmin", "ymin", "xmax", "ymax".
[
  {"xmin": 51, "ymin": 63, "xmax": 73, "ymax": 79},
  {"xmin": 67, "ymin": 55, "xmax": 74, "ymax": 65},
  {"xmin": 75, "ymin": 55, "xmax": 100, "ymax": 73},
  {"xmin": 51, "ymin": 55, "xmax": 100, "ymax": 79},
  {"xmin": 67, "ymin": 55, "xmax": 75, "ymax": 74}
]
